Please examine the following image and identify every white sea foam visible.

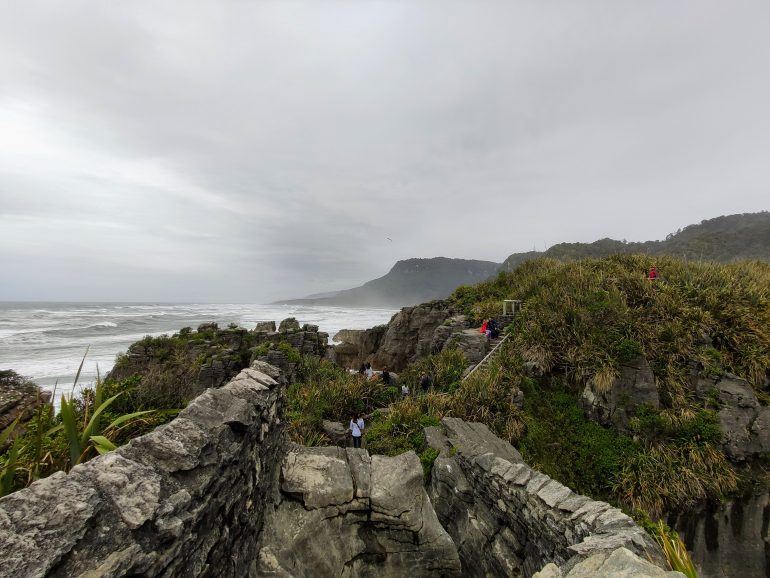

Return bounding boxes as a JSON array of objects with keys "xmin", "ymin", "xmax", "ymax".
[{"xmin": 0, "ymin": 302, "xmax": 397, "ymax": 396}]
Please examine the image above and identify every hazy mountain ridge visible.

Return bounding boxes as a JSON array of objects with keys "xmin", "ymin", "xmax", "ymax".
[
  {"xmin": 282, "ymin": 212, "xmax": 769, "ymax": 307},
  {"xmin": 501, "ymin": 212, "xmax": 770, "ymax": 271},
  {"xmin": 278, "ymin": 257, "xmax": 501, "ymax": 307}
]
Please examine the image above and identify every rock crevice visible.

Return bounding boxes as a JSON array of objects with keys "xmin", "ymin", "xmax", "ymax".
[{"xmin": 255, "ymin": 446, "xmax": 462, "ymax": 577}]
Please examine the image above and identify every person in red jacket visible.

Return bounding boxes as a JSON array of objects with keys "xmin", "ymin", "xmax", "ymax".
[
  {"xmin": 480, "ymin": 319, "xmax": 488, "ymax": 335},
  {"xmin": 648, "ymin": 266, "xmax": 659, "ymax": 280}
]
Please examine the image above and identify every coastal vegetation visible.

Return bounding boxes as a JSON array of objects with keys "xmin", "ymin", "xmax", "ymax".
[
  {"xmin": 108, "ymin": 324, "xmax": 259, "ymax": 408},
  {"xmin": 0, "ymin": 321, "xmax": 325, "ymax": 497},
  {"xmin": 287, "ymin": 255, "xmax": 769, "ymax": 518},
  {"xmin": 0, "ymin": 361, "xmax": 176, "ymax": 497}
]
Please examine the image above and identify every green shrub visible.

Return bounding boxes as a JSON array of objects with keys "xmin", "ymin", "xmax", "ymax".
[
  {"xmin": 615, "ymin": 337, "xmax": 643, "ymax": 363},
  {"xmin": 518, "ymin": 380, "xmax": 639, "ymax": 500},
  {"xmin": 399, "ymin": 346, "xmax": 468, "ymax": 394},
  {"xmin": 363, "ymin": 400, "xmax": 441, "ymax": 456},
  {"xmin": 252, "ymin": 343, "xmax": 270, "ymax": 357},
  {"xmin": 630, "ymin": 406, "xmax": 722, "ymax": 446},
  {"xmin": 419, "ymin": 447, "xmax": 440, "ymax": 480},
  {"xmin": 278, "ymin": 342, "xmax": 301, "ymax": 363}
]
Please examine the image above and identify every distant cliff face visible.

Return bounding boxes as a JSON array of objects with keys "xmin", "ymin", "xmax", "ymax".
[
  {"xmin": 501, "ymin": 212, "xmax": 770, "ymax": 271},
  {"xmin": 279, "ymin": 257, "xmax": 501, "ymax": 307}
]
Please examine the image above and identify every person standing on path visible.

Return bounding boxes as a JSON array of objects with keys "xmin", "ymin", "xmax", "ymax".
[{"xmin": 350, "ymin": 414, "xmax": 365, "ymax": 449}]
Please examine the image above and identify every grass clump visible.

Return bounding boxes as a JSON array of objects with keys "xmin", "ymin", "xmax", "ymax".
[
  {"xmin": 399, "ymin": 346, "xmax": 467, "ymax": 394},
  {"xmin": 364, "ymin": 397, "xmax": 442, "ymax": 456},
  {"xmin": 615, "ymin": 442, "xmax": 737, "ymax": 516},
  {"xmin": 287, "ymin": 356, "xmax": 399, "ymax": 445}
]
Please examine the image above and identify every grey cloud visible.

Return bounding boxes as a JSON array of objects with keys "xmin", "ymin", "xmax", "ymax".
[{"xmin": 1, "ymin": 0, "xmax": 769, "ymax": 301}]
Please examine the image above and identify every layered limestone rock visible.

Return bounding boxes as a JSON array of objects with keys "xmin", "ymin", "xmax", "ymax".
[
  {"xmin": 255, "ymin": 321, "xmax": 277, "ymax": 333},
  {"xmin": 0, "ymin": 363, "xmax": 285, "ymax": 577},
  {"xmin": 278, "ymin": 317, "xmax": 301, "ymax": 333},
  {"xmin": 332, "ymin": 301, "xmax": 455, "ymax": 371},
  {"xmin": 580, "ymin": 355, "xmax": 659, "ymax": 431},
  {"xmin": 371, "ymin": 301, "xmax": 454, "ymax": 370},
  {"xmin": 333, "ymin": 308, "xmax": 505, "ymax": 371},
  {"xmin": 427, "ymin": 418, "xmax": 670, "ymax": 577},
  {"xmin": 691, "ymin": 371, "xmax": 770, "ymax": 460},
  {"xmin": 669, "ymin": 488, "xmax": 769, "ymax": 577},
  {"xmin": 534, "ymin": 548, "xmax": 684, "ymax": 577},
  {"xmin": 253, "ymin": 323, "xmax": 329, "ymax": 381},
  {"xmin": 332, "ymin": 325, "xmax": 389, "ymax": 369},
  {"xmin": 256, "ymin": 446, "xmax": 462, "ymax": 577},
  {"xmin": 109, "ymin": 319, "xmax": 327, "ymax": 403}
]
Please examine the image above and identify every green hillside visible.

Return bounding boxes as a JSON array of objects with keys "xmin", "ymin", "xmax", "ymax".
[
  {"xmin": 501, "ymin": 212, "xmax": 770, "ymax": 271},
  {"xmin": 299, "ymin": 254, "xmax": 770, "ymax": 518}
]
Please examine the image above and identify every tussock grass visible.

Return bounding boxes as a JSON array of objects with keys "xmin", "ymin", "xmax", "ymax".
[
  {"xmin": 287, "ymin": 356, "xmax": 400, "ymax": 445},
  {"xmin": 654, "ymin": 520, "xmax": 699, "ymax": 577},
  {"xmin": 615, "ymin": 443, "xmax": 738, "ymax": 516},
  {"xmin": 454, "ymin": 254, "xmax": 770, "ymax": 399}
]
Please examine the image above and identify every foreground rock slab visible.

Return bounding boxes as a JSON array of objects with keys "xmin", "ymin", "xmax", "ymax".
[
  {"xmin": 255, "ymin": 446, "xmax": 462, "ymax": 577},
  {"xmin": 0, "ymin": 364, "xmax": 285, "ymax": 577}
]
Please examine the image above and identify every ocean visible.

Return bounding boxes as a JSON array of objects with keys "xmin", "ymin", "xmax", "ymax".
[{"xmin": 0, "ymin": 302, "xmax": 398, "ymax": 396}]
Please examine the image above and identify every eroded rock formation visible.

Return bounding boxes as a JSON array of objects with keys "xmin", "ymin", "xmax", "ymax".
[
  {"xmin": 669, "ymin": 488, "xmax": 769, "ymax": 577},
  {"xmin": 0, "ymin": 361, "xmax": 675, "ymax": 578},
  {"xmin": 0, "ymin": 370, "xmax": 51, "ymax": 434},
  {"xmin": 331, "ymin": 303, "xmax": 501, "ymax": 371},
  {"xmin": 580, "ymin": 355, "xmax": 659, "ymax": 431},
  {"xmin": 255, "ymin": 446, "xmax": 461, "ymax": 577},
  {"xmin": 335, "ymin": 301, "xmax": 455, "ymax": 371},
  {"xmin": 332, "ymin": 325, "xmax": 388, "ymax": 369},
  {"xmin": 108, "ymin": 319, "xmax": 328, "ymax": 403},
  {"xmin": 426, "ymin": 418, "xmax": 672, "ymax": 577},
  {"xmin": 0, "ymin": 363, "xmax": 284, "ymax": 577},
  {"xmin": 691, "ymin": 371, "xmax": 770, "ymax": 460}
]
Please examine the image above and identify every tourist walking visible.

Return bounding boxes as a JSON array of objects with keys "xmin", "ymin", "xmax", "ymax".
[{"xmin": 349, "ymin": 414, "xmax": 365, "ymax": 449}]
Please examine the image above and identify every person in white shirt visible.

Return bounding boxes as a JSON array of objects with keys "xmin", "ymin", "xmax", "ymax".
[{"xmin": 349, "ymin": 414, "xmax": 365, "ymax": 448}]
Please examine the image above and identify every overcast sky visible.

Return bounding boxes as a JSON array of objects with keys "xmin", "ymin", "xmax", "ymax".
[{"xmin": 1, "ymin": 1, "xmax": 768, "ymax": 302}]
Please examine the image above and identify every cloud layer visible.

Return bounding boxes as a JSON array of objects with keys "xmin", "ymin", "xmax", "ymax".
[{"xmin": 1, "ymin": 1, "xmax": 769, "ymax": 301}]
